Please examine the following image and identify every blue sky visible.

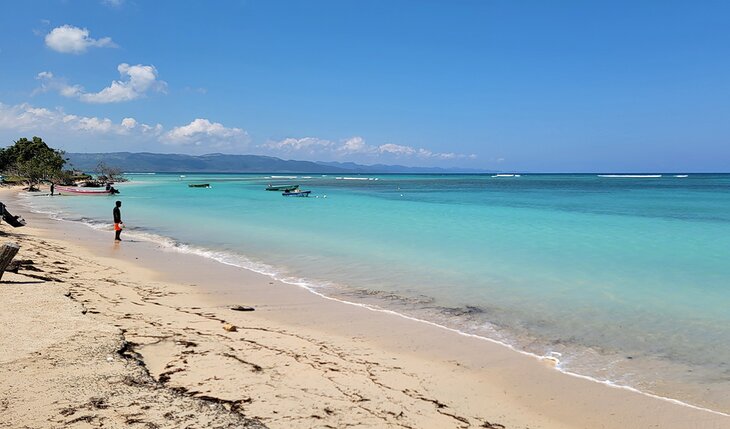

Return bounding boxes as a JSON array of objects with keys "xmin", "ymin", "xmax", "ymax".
[{"xmin": 1, "ymin": 0, "xmax": 729, "ymax": 171}]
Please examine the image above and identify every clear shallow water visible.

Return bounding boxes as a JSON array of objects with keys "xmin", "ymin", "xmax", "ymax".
[{"xmin": 21, "ymin": 173, "xmax": 730, "ymax": 411}]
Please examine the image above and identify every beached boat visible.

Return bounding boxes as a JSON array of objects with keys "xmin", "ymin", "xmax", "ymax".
[
  {"xmin": 55, "ymin": 185, "xmax": 117, "ymax": 196},
  {"xmin": 266, "ymin": 184, "xmax": 299, "ymax": 191},
  {"xmin": 188, "ymin": 183, "xmax": 211, "ymax": 188},
  {"xmin": 282, "ymin": 190, "xmax": 311, "ymax": 197}
]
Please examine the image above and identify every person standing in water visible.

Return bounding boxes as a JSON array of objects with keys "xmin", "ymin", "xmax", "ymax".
[{"xmin": 113, "ymin": 201, "xmax": 123, "ymax": 241}]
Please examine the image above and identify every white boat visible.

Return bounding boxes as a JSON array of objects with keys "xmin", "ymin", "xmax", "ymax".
[{"xmin": 55, "ymin": 185, "xmax": 117, "ymax": 196}]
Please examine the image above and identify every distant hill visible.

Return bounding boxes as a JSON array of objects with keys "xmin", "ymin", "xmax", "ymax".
[
  {"xmin": 66, "ymin": 152, "xmax": 491, "ymax": 174},
  {"xmin": 66, "ymin": 152, "xmax": 344, "ymax": 173}
]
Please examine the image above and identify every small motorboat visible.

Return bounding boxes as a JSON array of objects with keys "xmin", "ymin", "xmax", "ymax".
[
  {"xmin": 55, "ymin": 185, "xmax": 118, "ymax": 196},
  {"xmin": 282, "ymin": 190, "xmax": 311, "ymax": 197},
  {"xmin": 188, "ymin": 183, "xmax": 211, "ymax": 188},
  {"xmin": 267, "ymin": 184, "xmax": 299, "ymax": 191}
]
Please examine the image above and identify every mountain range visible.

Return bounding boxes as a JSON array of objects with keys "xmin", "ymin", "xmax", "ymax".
[{"xmin": 66, "ymin": 152, "xmax": 491, "ymax": 174}]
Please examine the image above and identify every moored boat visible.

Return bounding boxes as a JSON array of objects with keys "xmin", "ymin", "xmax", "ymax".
[
  {"xmin": 188, "ymin": 183, "xmax": 211, "ymax": 188},
  {"xmin": 55, "ymin": 185, "xmax": 118, "ymax": 196},
  {"xmin": 266, "ymin": 184, "xmax": 299, "ymax": 191},
  {"xmin": 282, "ymin": 190, "xmax": 311, "ymax": 197}
]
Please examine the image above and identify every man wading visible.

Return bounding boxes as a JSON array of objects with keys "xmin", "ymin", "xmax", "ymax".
[{"xmin": 113, "ymin": 201, "xmax": 123, "ymax": 241}]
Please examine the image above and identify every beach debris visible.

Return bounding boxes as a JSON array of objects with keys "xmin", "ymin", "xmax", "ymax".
[
  {"xmin": 1, "ymin": 204, "xmax": 27, "ymax": 228},
  {"xmin": 230, "ymin": 305, "xmax": 255, "ymax": 312},
  {"xmin": 222, "ymin": 323, "xmax": 237, "ymax": 332},
  {"xmin": 6, "ymin": 259, "xmax": 38, "ymax": 273},
  {"xmin": 0, "ymin": 242, "xmax": 20, "ymax": 281}
]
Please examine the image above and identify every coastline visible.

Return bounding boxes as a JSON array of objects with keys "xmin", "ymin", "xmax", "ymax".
[{"xmin": 2, "ymin": 187, "xmax": 728, "ymax": 428}]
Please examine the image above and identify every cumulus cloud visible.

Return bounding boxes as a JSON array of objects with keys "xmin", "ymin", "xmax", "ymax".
[
  {"xmin": 121, "ymin": 117, "xmax": 137, "ymax": 129},
  {"xmin": 0, "ymin": 101, "xmax": 251, "ymax": 154},
  {"xmin": 378, "ymin": 143, "xmax": 417, "ymax": 156},
  {"xmin": 0, "ymin": 102, "xmax": 161, "ymax": 137},
  {"xmin": 80, "ymin": 63, "xmax": 167, "ymax": 103},
  {"xmin": 263, "ymin": 137, "xmax": 335, "ymax": 153},
  {"xmin": 162, "ymin": 118, "xmax": 249, "ymax": 148},
  {"xmin": 263, "ymin": 135, "xmax": 475, "ymax": 161},
  {"xmin": 34, "ymin": 71, "xmax": 83, "ymax": 97},
  {"xmin": 1, "ymin": 100, "xmax": 473, "ymax": 162},
  {"xmin": 339, "ymin": 136, "xmax": 369, "ymax": 154},
  {"xmin": 45, "ymin": 25, "xmax": 116, "ymax": 54},
  {"xmin": 35, "ymin": 64, "xmax": 167, "ymax": 104}
]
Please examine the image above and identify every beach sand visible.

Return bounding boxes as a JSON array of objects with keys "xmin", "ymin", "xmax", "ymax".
[{"xmin": 1, "ymin": 187, "xmax": 728, "ymax": 428}]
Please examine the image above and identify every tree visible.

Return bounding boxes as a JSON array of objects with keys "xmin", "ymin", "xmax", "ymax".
[
  {"xmin": 0, "ymin": 137, "xmax": 66, "ymax": 190},
  {"xmin": 95, "ymin": 161, "xmax": 126, "ymax": 182}
]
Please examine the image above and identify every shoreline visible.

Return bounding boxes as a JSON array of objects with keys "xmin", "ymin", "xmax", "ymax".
[
  {"xmin": 17, "ymin": 185, "xmax": 730, "ymax": 416},
  {"xmin": 3, "ymin": 186, "xmax": 729, "ymax": 428}
]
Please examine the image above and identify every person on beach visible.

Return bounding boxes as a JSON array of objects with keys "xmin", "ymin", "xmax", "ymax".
[
  {"xmin": 50, "ymin": 183, "xmax": 54, "ymax": 196},
  {"xmin": 113, "ymin": 201, "xmax": 123, "ymax": 241}
]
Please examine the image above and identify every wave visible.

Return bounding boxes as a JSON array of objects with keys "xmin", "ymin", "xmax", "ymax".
[
  {"xmin": 674, "ymin": 174, "xmax": 689, "ymax": 178},
  {"xmin": 492, "ymin": 174, "xmax": 520, "ymax": 177},
  {"xmin": 335, "ymin": 177, "xmax": 379, "ymax": 181},
  {"xmin": 597, "ymin": 174, "xmax": 662, "ymax": 178},
  {"xmin": 124, "ymin": 172, "xmax": 156, "ymax": 175},
  {"xmin": 269, "ymin": 175, "xmax": 297, "ymax": 179}
]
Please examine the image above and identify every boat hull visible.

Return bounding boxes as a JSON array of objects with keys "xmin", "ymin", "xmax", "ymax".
[
  {"xmin": 282, "ymin": 190, "xmax": 311, "ymax": 197},
  {"xmin": 267, "ymin": 185, "xmax": 299, "ymax": 191},
  {"xmin": 56, "ymin": 186, "xmax": 115, "ymax": 196}
]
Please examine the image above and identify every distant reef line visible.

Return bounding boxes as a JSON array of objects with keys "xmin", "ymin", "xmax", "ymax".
[{"xmin": 66, "ymin": 152, "xmax": 492, "ymax": 174}]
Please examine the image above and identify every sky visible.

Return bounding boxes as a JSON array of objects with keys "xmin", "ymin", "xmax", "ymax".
[{"xmin": 1, "ymin": 0, "xmax": 729, "ymax": 172}]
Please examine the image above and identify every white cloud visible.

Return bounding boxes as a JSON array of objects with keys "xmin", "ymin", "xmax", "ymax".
[
  {"xmin": 45, "ymin": 25, "xmax": 116, "ymax": 54},
  {"xmin": 378, "ymin": 143, "xmax": 417, "ymax": 156},
  {"xmin": 162, "ymin": 118, "xmax": 249, "ymax": 148},
  {"xmin": 0, "ymin": 101, "xmax": 251, "ymax": 153},
  {"xmin": 35, "ymin": 64, "xmax": 167, "ymax": 104},
  {"xmin": 339, "ymin": 136, "xmax": 370, "ymax": 154},
  {"xmin": 0, "ymin": 102, "xmax": 160, "ymax": 138},
  {"xmin": 80, "ymin": 63, "xmax": 167, "ymax": 103},
  {"xmin": 102, "ymin": 0, "xmax": 125, "ymax": 7},
  {"xmin": 263, "ymin": 137, "xmax": 335, "ymax": 153},
  {"xmin": 34, "ymin": 71, "xmax": 83, "ymax": 98},
  {"xmin": 261, "ymin": 135, "xmax": 475, "ymax": 162},
  {"xmin": 0, "ymin": 100, "xmax": 474, "ymax": 162}
]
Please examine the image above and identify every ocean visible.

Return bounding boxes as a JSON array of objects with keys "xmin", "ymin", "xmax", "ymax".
[{"xmin": 20, "ymin": 173, "xmax": 730, "ymax": 412}]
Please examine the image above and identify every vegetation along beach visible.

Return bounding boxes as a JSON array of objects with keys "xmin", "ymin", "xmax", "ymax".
[{"xmin": 2, "ymin": 1, "xmax": 730, "ymax": 428}]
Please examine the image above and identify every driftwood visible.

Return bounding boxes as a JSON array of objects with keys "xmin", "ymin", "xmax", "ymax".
[{"xmin": 0, "ymin": 242, "xmax": 20, "ymax": 281}]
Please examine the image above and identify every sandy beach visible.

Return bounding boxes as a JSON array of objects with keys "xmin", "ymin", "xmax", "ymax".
[{"xmin": 1, "ymin": 187, "xmax": 728, "ymax": 429}]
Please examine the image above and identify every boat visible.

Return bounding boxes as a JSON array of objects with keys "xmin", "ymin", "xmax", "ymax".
[
  {"xmin": 188, "ymin": 183, "xmax": 211, "ymax": 188},
  {"xmin": 282, "ymin": 190, "xmax": 311, "ymax": 197},
  {"xmin": 55, "ymin": 185, "xmax": 118, "ymax": 196},
  {"xmin": 266, "ymin": 184, "xmax": 299, "ymax": 191}
]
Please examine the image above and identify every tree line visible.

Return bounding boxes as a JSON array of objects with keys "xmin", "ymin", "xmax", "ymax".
[{"xmin": 0, "ymin": 136, "xmax": 124, "ymax": 190}]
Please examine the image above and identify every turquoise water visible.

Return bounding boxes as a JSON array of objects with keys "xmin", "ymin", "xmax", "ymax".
[{"xmin": 21, "ymin": 173, "xmax": 730, "ymax": 410}]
